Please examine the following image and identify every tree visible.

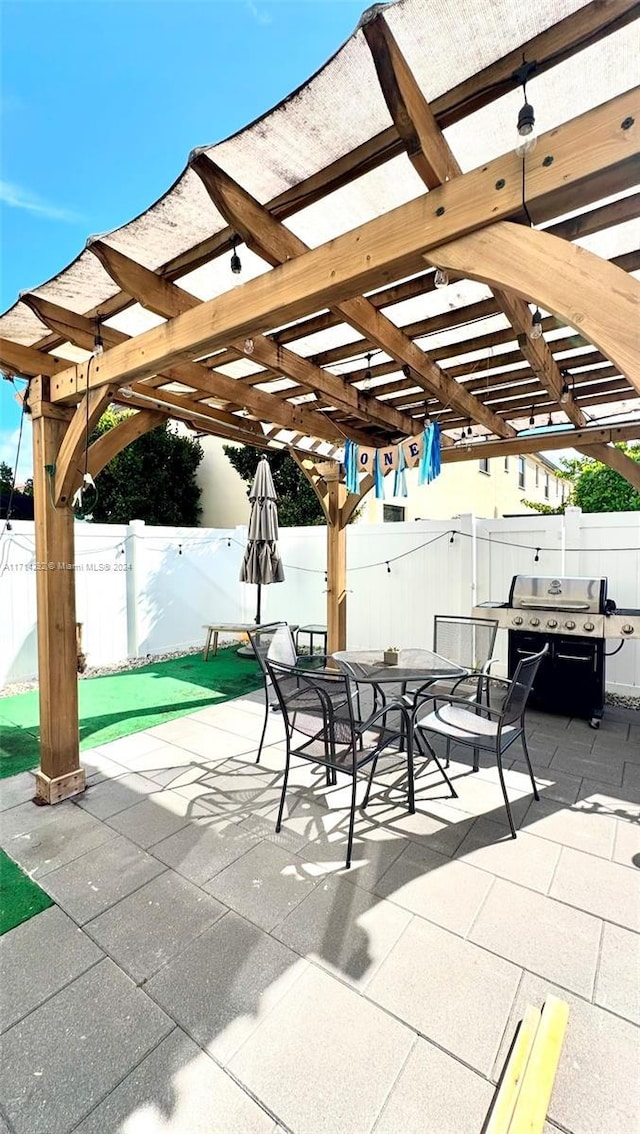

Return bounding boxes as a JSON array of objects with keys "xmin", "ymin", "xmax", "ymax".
[
  {"xmin": 223, "ymin": 445, "xmax": 326, "ymax": 526},
  {"xmin": 0, "ymin": 461, "xmax": 13, "ymax": 493},
  {"xmin": 559, "ymin": 444, "xmax": 640, "ymax": 513},
  {"xmin": 89, "ymin": 409, "xmax": 203, "ymax": 525}
]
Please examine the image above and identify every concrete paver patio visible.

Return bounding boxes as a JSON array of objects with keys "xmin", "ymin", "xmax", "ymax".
[{"xmin": 1, "ymin": 691, "xmax": 639, "ymax": 1134}]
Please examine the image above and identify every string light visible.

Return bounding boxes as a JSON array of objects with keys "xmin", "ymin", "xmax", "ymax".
[
  {"xmin": 449, "ymin": 531, "xmax": 456, "ymax": 544},
  {"xmin": 386, "ymin": 561, "xmax": 391, "ymax": 573},
  {"xmin": 178, "ymin": 543, "xmax": 183, "ymax": 556},
  {"xmin": 230, "ymin": 236, "xmax": 242, "ymax": 275},
  {"xmin": 529, "ymin": 407, "xmax": 535, "ymax": 426},
  {"xmin": 547, "ymin": 412, "xmax": 553, "ymax": 427},
  {"xmin": 530, "ymin": 308, "xmax": 543, "ymax": 339},
  {"xmin": 92, "ymin": 322, "xmax": 104, "ymax": 358},
  {"xmin": 560, "ymin": 370, "xmax": 571, "ymax": 405},
  {"xmin": 534, "ymin": 548, "xmax": 540, "ymax": 563},
  {"xmin": 363, "ymin": 353, "xmax": 373, "ymax": 388},
  {"xmin": 244, "ymin": 338, "xmax": 254, "ymax": 355},
  {"xmin": 514, "ymin": 61, "xmax": 537, "ymax": 156},
  {"xmin": 466, "ymin": 422, "xmax": 473, "ymax": 437},
  {"xmin": 402, "ymin": 364, "xmax": 411, "ymax": 379},
  {"xmin": 434, "ymin": 268, "xmax": 449, "ymax": 289}
]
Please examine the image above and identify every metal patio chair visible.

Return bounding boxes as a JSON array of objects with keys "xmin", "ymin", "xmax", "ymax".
[
  {"xmin": 413, "ymin": 645, "xmax": 548, "ymax": 838},
  {"xmin": 405, "ymin": 614, "xmax": 499, "ymax": 768},
  {"xmin": 265, "ymin": 658, "xmax": 424, "ymax": 868},
  {"xmin": 247, "ymin": 622, "xmax": 298, "ymax": 764}
]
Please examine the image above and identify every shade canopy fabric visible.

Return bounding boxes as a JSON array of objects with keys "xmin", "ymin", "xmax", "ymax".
[{"xmin": 240, "ymin": 457, "xmax": 285, "ymax": 586}]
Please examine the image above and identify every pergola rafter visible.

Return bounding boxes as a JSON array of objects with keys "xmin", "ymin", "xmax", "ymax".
[{"xmin": 1, "ymin": 0, "xmax": 638, "ymax": 804}]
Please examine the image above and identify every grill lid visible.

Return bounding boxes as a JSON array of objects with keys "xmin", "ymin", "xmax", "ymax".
[{"xmin": 508, "ymin": 575, "xmax": 607, "ymax": 614}]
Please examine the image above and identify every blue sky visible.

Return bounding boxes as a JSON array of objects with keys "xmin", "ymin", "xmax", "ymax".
[{"xmin": 0, "ymin": 0, "xmax": 366, "ymax": 480}]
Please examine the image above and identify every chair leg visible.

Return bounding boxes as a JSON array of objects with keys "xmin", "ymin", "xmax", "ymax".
[
  {"xmin": 445, "ymin": 738, "xmax": 451, "ymax": 769},
  {"xmin": 415, "ymin": 732, "xmax": 457, "ymax": 799},
  {"xmin": 406, "ymin": 732, "xmax": 415, "ymax": 815},
  {"xmin": 496, "ymin": 749, "xmax": 516, "ymax": 838},
  {"xmin": 362, "ymin": 755, "xmax": 379, "ymax": 808},
  {"xmin": 275, "ymin": 744, "xmax": 292, "ymax": 833},
  {"xmin": 255, "ymin": 700, "xmax": 269, "ymax": 765},
  {"xmin": 521, "ymin": 732, "xmax": 540, "ymax": 800},
  {"xmin": 472, "ymin": 746, "xmax": 480, "ymax": 773},
  {"xmin": 346, "ymin": 772, "xmax": 359, "ymax": 869}
]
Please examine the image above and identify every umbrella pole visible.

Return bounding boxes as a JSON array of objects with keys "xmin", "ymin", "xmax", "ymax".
[{"xmin": 256, "ymin": 582, "xmax": 262, "ymax": 625}]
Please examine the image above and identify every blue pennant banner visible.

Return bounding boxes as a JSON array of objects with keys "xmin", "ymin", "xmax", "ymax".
[{"xmin": 343, "ymin": 425, "xmax": 441, "ymax": 499}]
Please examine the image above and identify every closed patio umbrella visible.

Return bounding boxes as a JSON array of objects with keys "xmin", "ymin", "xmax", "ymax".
[{"xmin": 240, "ymin": 455, "xmax": 285, "ymax": 623}]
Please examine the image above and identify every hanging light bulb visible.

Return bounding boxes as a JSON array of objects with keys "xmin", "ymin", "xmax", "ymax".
[
  {"xmin": 547, "ymin": 412, "xmax": 553, "ymax": 427},
  {"xmin": 560, "ymin": 370, "xmax": 570, "ymax": 404},
  {"xmin": 244, "ymin": 338, "xmax": 254, "ymax": 355},
  {"xmin": 230, "ymin": 235, "xmax": 242, "ymax": 276},
  {"xmin": 92, "ymin": 327, "xmax": 104, "ymax": 358},
  {"xmin": 516, "ymin": 97, "xmax": 537, "ymax": 155},
  {"xmin": 530, "ymin": 308, "xmax": 543, "ymax": 340},
  {"xmin": 363, "ymin": 353, "xmax": 373, "ymax": 389},
  {"xmin": 466, "ymin": 422, "xmax": 473, "ymax": 437},
  {"xmin": 529, "ymin": 407, "xmax": 535, "ymax": 427},
  {"xmin": 434, "ymin": 268, "xmax": 449, "ymax": 289}
]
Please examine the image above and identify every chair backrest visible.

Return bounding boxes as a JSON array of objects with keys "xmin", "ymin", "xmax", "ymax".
[
  {"xmin": 247, "ymin": 623, "xmax": 296, "ymax": 677},
  {"xmin": 502, "ymin": 645, "xmax": 548, "ymax": 725},
  {"xmin": 433, "ymin": 615, "xmax": 498, "ymax": 673},
  {"xmin": 265, "ymin": 658, "xmax": 356, "ymax": 749}
]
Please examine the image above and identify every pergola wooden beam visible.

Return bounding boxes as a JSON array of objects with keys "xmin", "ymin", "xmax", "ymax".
[
  {"xmin": 363, "ymin": 12, "xmax": 587, "ymax": 434},
  {"xmin": 424, "ymin": 222, "xmax": 640, "ymax": 393},
  {"xmin": 191, "ymin": 155, "xmax": 514, "ymax": 439},
  {"xmin": 48, "ymin": 89, "xmax": 638, "ymax": 408},
  {"xmin": 25, "ymin": 292, "xmax": 366, "ymax": 451},
  {"xmin": 88, "ymin": 241, "xmax": 418, "ymax": 439},
  {"xmin": 440, "ymin": 422, "xmax": 640, "ymax": 461}
]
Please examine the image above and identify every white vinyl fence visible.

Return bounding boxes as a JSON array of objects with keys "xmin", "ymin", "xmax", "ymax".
[{"xmin": 2, "ymin": 509, "xmax": 639, "ymax": 695}]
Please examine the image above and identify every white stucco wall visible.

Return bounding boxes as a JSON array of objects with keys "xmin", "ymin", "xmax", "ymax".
[{"xmin": 196, "ymin": 437, "xmax": 250, "ymax": 528}]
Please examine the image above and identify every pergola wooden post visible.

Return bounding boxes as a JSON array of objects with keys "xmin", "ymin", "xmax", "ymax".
[
  {"xmin": 29, "ymin": 378, "xmax": 84, "ymax": 804},
  {"xmin": 324, "ymin": 467, "xmax": 348, "ymax": 654}
]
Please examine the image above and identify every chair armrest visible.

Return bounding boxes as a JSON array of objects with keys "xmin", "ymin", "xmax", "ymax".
[
  {"xmin": 356, "ymin": 698, "xmax": 410, "ymax": 734},
  {"xmin": 413, "ymin": 694, "xmax": 504, "ymax": 724}
]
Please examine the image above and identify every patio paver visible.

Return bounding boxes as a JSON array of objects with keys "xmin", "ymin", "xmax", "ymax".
[
  {"xmin": 0, "ymin": 696, "xmax": 638, "ymax": 1134},
  {"xmin": 228, "ymin": 964, "xmax": 415, "ymax": 1134},
  {"xmin": 373, "ymin": 1036, "xmax": 494, "ymax": 1134},
  {"xmin": 365, "ymin": 915, "xmax": 522, "ymax": 1075},
  {"xmin": 0, "ymin": 958, "xmax": 172, "ymax": 1134},
  {"xmin": 0, "ymin": 907, "xmax": 103, "ymax": 1032},
  {"xmin": 84, "ymin": 869, "xmax": 227, "ymax": 983},
  {"xmin": 73, "ymin": 1027, "xmax": 276, "ymax": 1134}
]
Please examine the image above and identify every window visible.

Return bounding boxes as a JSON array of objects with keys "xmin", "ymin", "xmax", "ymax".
[
  {"xmin": 518, "ymin": 456, "xmax": 526, "ymax": 489},
  {"xmin": 504, "ymin": 457, "xmax": 509, "ymax": 472},
  {"xmin": 383, "ymin": 504, "xmax": 405, "ymax": 523},
  {"xmin": 544, "ymin": 473, "xmax": 549, "ymax": 500},
  {"xmin": 535, "ymin": 465, "xmax": 539, "ymax": 488},
  {"xmin": 478, "ymin": 457, "xmax": 490, "ymax": 474}
]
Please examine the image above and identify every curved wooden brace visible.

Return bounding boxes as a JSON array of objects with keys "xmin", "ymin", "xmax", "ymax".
[
  {"xmin": 85, "ymin": 408, "xmax": 165, "ymax": 483},
  {"xmin": 423, "ymin": 221, "xmax": 640, "ymax": 394},
  {"xmin": 290, "ymin": 452, "xmax": 331, "ymax": 524},
  {"xmin": 54, "ymin": 386, "xmax": 117, "ymax": 506}
]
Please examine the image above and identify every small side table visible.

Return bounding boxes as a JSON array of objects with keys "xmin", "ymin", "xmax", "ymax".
[
  {"xmin": 202, "ymin": 623, "xmax": 256, "ymax": 660},
  {"xmin": 296, "ymin": 624, "xmax": 328, "ymax": 656}
]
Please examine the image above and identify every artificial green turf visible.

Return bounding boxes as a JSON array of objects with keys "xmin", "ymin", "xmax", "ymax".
[
  {"xmin": 0, "ymin": 647, "xmax": 262, "ymax": 780},
  {"xmin": 0, "ymin": 849, "xmax": 53, "ymax": 935}
]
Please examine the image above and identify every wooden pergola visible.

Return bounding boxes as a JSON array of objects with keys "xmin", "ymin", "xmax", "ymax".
[{"xmin": 1, "ymin": 0, "xmax": 639, "ymax": 804}]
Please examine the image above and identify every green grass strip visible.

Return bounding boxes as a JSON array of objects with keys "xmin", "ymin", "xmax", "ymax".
[
  {"xmin": 0, "ymin": 849, "xmax": 53, "ymax": 936},
  {"xmin": 1, "ymin": 646, "xmax": 262, "ymax": 780}
]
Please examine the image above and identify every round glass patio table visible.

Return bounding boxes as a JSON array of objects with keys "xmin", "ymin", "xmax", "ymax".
[{"xmin": 332, "ymin": 647, "xmax": 468, "ymax": 689}]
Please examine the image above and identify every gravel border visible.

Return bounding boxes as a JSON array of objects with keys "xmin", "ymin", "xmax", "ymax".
[{"xmin": 0, "ymin": 643, "xmax": 238, "ymax": 698}]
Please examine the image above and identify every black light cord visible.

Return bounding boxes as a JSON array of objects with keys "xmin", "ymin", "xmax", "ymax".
[{"xmin": 0, "ymin": 389, "xmax": 27, "ymax": 539}]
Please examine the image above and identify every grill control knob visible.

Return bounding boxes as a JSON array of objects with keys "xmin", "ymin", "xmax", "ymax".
[
  {"xmin": 530, "ymin": 617, "xmax": 540, "ymax": 627},
  {"xmin": 513, "ymin": 616, "xmax": 523, "ymax": 626},
  {"xmin": 622, "ymin": 624, "xmax": 634, "ymax": 635},
  {"xmin": 565, "ymin": 620, "xmax": 576, "ymax": 630},
  {"xmin": 547, "ymin": 618, "xmax": 558, "ymax": 628},
  {"xmin": 583, "ymin": 621, "xmax": 595, "ymax": 632}
]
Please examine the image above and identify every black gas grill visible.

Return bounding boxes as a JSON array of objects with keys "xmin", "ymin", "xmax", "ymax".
[{"xmin": 474, "ymin": 575, "xmax": 640, "ymax": 728}]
